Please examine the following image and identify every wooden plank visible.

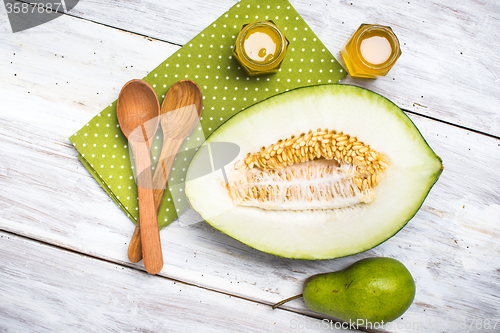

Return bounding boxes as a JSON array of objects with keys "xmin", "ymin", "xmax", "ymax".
[
  {"xmin": 1, "ymin": 3, "xmax": 499, "ymax": 333},
  {"xmin": 61, "ymin": 0, "xmax": 500, "ymax": 136},
  {"xmin": 0, "ymin": 231, "xmax": 361, "ymax": 333},
  {"xmin": 0, "ymin": 4, "xmax": 180, "ymax": 120}
]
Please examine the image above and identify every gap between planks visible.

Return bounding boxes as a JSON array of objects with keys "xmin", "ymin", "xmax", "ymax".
[{"xmin": 403, "ymin": 109, "xmax": 500, "ymax": 141}]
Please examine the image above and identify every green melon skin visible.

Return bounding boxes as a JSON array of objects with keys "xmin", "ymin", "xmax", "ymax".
[
  {"xmin": 185, "ymin": 84, "xmax": 443, "ymax": 259},
  {"xmin": 303, "ymin": 257, "xmax": 416, "ymax": 324}
]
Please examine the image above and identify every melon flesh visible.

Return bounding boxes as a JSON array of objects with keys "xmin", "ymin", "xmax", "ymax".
[{"xmin": 185, "ymin": 84, "xmax": 442, "ymax": 259}]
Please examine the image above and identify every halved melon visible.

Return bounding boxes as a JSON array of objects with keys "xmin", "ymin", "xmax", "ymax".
[{"xmin": 185, "ymin": 84, "xmax": 442, "ymax": 259}]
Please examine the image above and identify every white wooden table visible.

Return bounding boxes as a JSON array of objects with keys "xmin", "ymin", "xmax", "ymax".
[{"xmin": 1, "ymin": 1, "xmax": 499, "ymax": 332}]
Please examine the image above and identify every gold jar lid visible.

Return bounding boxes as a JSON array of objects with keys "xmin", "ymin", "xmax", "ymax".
[
  {"xmin": 341, "ymin": 24, "xmax": 401, "ymax": 78},
  {"xmin": 233, "ymin": 21, "xmax": 289, "ymax": 76}
]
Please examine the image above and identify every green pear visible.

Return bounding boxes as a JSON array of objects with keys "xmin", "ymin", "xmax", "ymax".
[{"xmin": 274, "ymin": 257, "xmax": 416, "ymax": 324}]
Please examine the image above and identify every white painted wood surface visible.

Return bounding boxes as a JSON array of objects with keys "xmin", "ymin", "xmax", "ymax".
[
  {"xmin": 0, "ymin": 1, "xmax": 499, "ymax": 332},
  {"xmin": 1, "ymin": 231, "xmax": 362, "ymax": 333}
]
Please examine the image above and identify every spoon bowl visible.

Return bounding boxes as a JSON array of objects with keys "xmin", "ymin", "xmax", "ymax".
[{"xmin": 117, "ymin": 80, "xmax": 160, "ymax": 141}]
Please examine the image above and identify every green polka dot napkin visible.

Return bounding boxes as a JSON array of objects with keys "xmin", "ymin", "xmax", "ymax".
[{"xmin": 70, "ymin": 0, "xmax": 346, "ymax": 229}]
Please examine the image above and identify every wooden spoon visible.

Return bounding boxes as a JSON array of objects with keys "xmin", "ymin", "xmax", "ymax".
[
  {"xmin": 117, "ymin": 79, "xmax": 163, "ymax": 275},
  {"xmin": 127, "ymin": 80, "xmax": 203, "ymax": 263}
]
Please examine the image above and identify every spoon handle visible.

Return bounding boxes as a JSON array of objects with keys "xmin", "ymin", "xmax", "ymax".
[
  {"xmin": 131, "ymin": 140, "xmax": 163, "ymax": 274},
  {"xmin": 153, "ymin": 137, "xmax": 185, "ymax": 208},
  {"xmin": 128, "ymin": 137, "xmax": 185, "ymax": 263},
  {"xmin": 127, "ymin": 223, "xmax": 142, "ymax": 263}
]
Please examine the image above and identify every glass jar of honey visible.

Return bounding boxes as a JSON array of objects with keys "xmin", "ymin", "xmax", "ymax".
[
  {"xmin": 233, "ymin": 21, "xmax": 289, "ymax": 76},
  {"xmin": 341, "ymin": 24, "xmax": 401, "ymax": 78}
]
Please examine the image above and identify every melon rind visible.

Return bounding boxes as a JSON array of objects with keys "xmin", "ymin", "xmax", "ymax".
[{"xmin": 185, "ymin": 84, "xmax": 442, "ymax": 259}]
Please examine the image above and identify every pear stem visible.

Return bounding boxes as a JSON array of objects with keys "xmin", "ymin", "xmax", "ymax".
[{"xmin": 272, "ymin": 294, "xmax": 303, "ymax": 309}]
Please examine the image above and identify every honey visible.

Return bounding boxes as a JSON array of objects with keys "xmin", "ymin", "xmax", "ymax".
[
  {"xmin": 243, "ymin": 26, "xmax": 281, "ymax": 63},
  {"xmin": 341, "ymin": 24, "xmax": 401, "ymax": 78},
  {"xmin": 233, "ymin": 21, "xmax": 288, "ymax": 76}
]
